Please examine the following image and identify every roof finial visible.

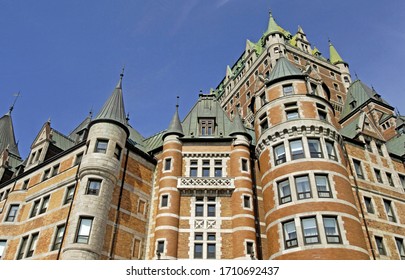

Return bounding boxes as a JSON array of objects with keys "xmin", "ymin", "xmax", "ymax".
[
  {"xmin": 9, "ymin": 91, "xmax": 21, "ymax": 114},
  {"xmin": 176, "ymin": 96, "xmax": 180, "ymax": 109},
  {"xmin": 355, "ymin": 72, "xmax": 359, "ymax": 80},
  {"xmin": 120, "ymin": 65, "xmax": 125, "ymax": 78}
]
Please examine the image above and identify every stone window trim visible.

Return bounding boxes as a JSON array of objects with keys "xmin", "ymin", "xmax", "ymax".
[
  {"xmin": 51, "ymin": 223, "xmax": 66, "ymax": 251},
  {"xmin": 186, "ymin": 158, "xmax": 226, "ymax": 178},
  {"xmin": 241, "ymin": 158, "xmax": 250, "ymax": 173},
  {"xmin": 395, "ymin": 237, "xmax": 405, "ymax": 260},
  {"xmin": 242, "ymin": 194, "xmax": 253, "ymax": 210},
  {"xmin": 383, "ymin": 199, "xmax": 397, "ymax": 223},
  {"xmin": 16, "ymin": 232, "xmax": 39, "ymax": 260},
  {"xmin": 159, "ymin": 193, "xmax": 170, "ymax": 209},
  {"xmin": 363, "ymin": 196, "xmax": 375, "ymax": 214},
  {"xmin": 155, "ymin": 239, "xmax": 166, "ymax": 259},
  {"xmin": 75, "ymin": 216, "xmax": 94, "ymax": 244},
  {"xmin": 193, "ymin": 232, "xmax": 216, "ymax": 259},
  {"xmin": 163, "ymin": 157, "xmax": 173, "ymax": 173},
  {"xmin": 74, "ymin": 152, "xmax": 84, "ymax": 166},
  {"xmin": 94, "ymin": 138, "xmax": 109, "ymax": 154},
  {"xmin": 245, "ymin": 240, "xmax": 256, "ymax": 258},
  {"xmin": 352, "ymin": 159, "xmax": 365, "ymax": 180},
  {"xmin": 64, "ymin": 185, "xmax": 76, "ymax": 205},
  {"xmin": 85, "ymin": 178, "xmax": 102, "ymax": 196},
  {"xmin": 137, "ymin": 198, "xmax": 148, "ymax": 216},
  {"xmin": 276, "ymin": 173, "xmax": 335, "ymax": 206},
  {"xmin": 374, "ymin": 235, "xmax": 387, "ymax": 256},
  {"xmin": 29, "ymin": 195, "xmax": 50, "ymax": 218},
  {"xmin": 4, "ymin": 204, "xmax": 19, "ymax": 223}
]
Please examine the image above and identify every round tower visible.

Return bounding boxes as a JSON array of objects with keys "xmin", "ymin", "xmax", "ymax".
[
  {"xmin": 254, "ymin": 57, "xmax": 369, "ymax": 259},
  {"xmin": 62, "ymin": 73, "xmax": 129, "ymax": 259},
  {"xmin": 263, "ymin": 12, "xmax": 288, "ymax": 67},
  {"xmin": 329, "ymin": 40, "xmax": 351, "ymax": 91},
  {"xmin": 228, "ymin": 113, "xmax": 257, "ymax": 259},
  {"xmin": 153, "ymin": 106, "xmax": 184, "ymax": 259}
]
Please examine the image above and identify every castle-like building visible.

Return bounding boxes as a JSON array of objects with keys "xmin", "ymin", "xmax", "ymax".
[{"xmin": 1, "ymin": 12, "xmax": 405, "ymax": 260}]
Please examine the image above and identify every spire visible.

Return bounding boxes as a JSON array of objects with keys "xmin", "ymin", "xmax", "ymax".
[
  {"xmin": 163, "ymin": 96, "xmax": 184, "ymax": 139},
  {"xmin": 265, "ymin": 11, "xmax": 282, "ymax": 35},
  {"xmin": 297, "ymin": 25, "xmax": 305, "ymax": 34},
  {"xmin": 229, "ymin": 111, "xmax": 251, "ymax": 140},
  {"xmin": 9, "ymin": 92, "xmax": 20, "ymax": 114},
  {"xmin": 0, "ymin": 111, "xmax": 20, "ymax": 157},
  {"xmin": 95, "ymin": 71, "xmax": 127, "ymax": 125},
  {"xmin": 226, "ymin": 65, "xmax": 234, "ymax": 78},
  {"xmin": 329, "ymin": 40, "xmax": 345, "ymax": 65}
]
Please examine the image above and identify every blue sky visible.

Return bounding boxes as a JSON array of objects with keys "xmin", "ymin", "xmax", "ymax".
[{"xmin": 1, "ymin": 0, "xmax": 404, "ymax": 158}]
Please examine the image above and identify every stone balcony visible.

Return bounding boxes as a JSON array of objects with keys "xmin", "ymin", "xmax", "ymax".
[{"xmin": 177, "ymin": 177, "xmax": 235, "ymax": 196}]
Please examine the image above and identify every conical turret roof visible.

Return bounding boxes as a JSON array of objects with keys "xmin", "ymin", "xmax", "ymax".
[
  {"xmin": 267, "ymin": 56, "xmax": 304, "ymax": 85},
  {"xmin": 229, "ymin": 111, "xmax": 251, "ymax": 140},
  {"xmin": 163, "ymin": 106, "xmax": 184, "ymax": 139},
  {"xmin": 95, "ymin": 73, "xmax": 127, "ymax": 125},
  {"xmin": 329, "ymin": 40, "xmax": 346, "ymax": 65},
  {"xmin": 0, "ymin": 111, "xmax": 20, "ymax": 157}
]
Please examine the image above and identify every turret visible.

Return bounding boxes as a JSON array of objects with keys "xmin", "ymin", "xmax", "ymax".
[
  {"xmin": 262, "ymin": 12, "xmax": 288, "ymax": 66},
  {"xmin": 62, "ymin": 72, "xmax": 129, "ymax": 259},
  {"xmin": 329, "ymin": 40, "xmax": 351, "ymax": 90}
]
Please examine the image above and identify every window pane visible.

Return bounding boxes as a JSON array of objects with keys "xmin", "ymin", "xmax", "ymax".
[
  {"xmin": 274, "ymin": 144, "xmax": 286, "ymax": 165},
  {"xmin": 290, "ymin": 140, "xmax": 304, "ymax": 160},
  {"xmin": 194, "ymin": 244, "xmax": 202, "ymax": 258},
  {"xmin": 283, "ymin": 221, "xmax": 297, "ymax": 248},
  {"xmin": 207, "ymin": 244, "xmax": 216, "ymax": 259},
  {"xmin": 316, "ymin": 175, "xmax": 331, "ymax": 198},
  {"xmin": 195, "ymin": 205, "xmax": 204, "ymax": 216},
  {"xmin": 296, "ymin": 176, "xmax": 311, "ymax": 199},
  {"xmin": 0, "ymin": 240, "xmax": 6, "ymax": 259},
  {"xmin": 326, "ymin": 141, "xmax": 337, "ymax": 161},
  {"xmin": 214, "ymin": 167, "xmax": 222, "ymax": 177},
  {"xmin": 87, "ymin": 180, "xmax": 101, "ymax": 195},
  {"xmin": 190, "ymin": 167, "xmax": 198, "ymax": 177},
  {"xmin": 76, "ymin": 218, "xmax": 93, "ymax": 244},
  {"xmin": 95, "ymin": 140, "xmax": 108, "ymax": 153},
  {"xmin": 302, "ymin": 217, "xmax": 319, "ymax": 244},
  {"xmin": 207, "ymin": 204, "xmax": 216, "ymax": 217},
  {"xmin": 278, "ymin": 180, "xmax": 291, "ymax": 204},
  {"xmin": 6, "ymin": 205, "xmax": 19, "ymax": 222},
  {"xmin": 202, "ymin": 167, "xmax": 210, "ymax": 177},
  {"xmin": 323, "ymin": 217, "xmax": 341, "ymax": 243},
  {"xmin": 308, "ymin": 139, "xmax": 323, "ymax": 158}
]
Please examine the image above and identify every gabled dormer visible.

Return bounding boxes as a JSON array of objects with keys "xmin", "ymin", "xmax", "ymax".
[{"xmin": 295, "ymin": 25, "xmax": 312, "ymax": 53}]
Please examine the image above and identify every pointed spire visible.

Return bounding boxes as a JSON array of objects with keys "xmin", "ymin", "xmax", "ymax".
[
  {"xmin": 0, "ymin": 111, "xmax": 20, "ymax": 157},
  {"xmin": 95, "ymin": 71, "xmax": 127, "ymax": 125},
  {"xmin": 229, "ymin": 111, "xmax": 251, "ymax": 140},
  {"xmin": 297, "ymin": 25, "xmax": 305, "ymax": 34},
  {"xmin": 163, "ymin": 96, "xmax": 184, "ymax": 139},
  {"xmin": 226, "ymin": 65, "xmax": 234, "ymax": 78},
  {"xmin": 265, "ymin": 10, "xmax": 283, "ymax": 35},
  {"xmin": 8, "ymin": 92, "xmax": 21, "ymax": 114},
  {"xmin": 329, "ymin": 40, "xmax": 345, "ymax": 65}
]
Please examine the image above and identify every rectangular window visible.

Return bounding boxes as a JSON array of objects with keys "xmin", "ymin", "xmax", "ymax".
[
  {"xmin": 42, "ymin": 169, "xmax": 50, "ymax": 181},
  {"xmin": 195, "ymin": 204, "xmax": 204, "ymax": 217},
  {"xmin": 260, "ymin": 93, "xmax": 266, "ymax": 106},
  {"xmin": 325, "ymin": 140, "xmax": 337, "ymax": 161},
  {"xmin": 353, "ymin": 160, "xmax": 364, "ymax": 179},
  {"xmin": 157, "ymin": 240, "xmax": 165, "ymax": 254},
  {"xmin": 386, "ymin": 173, "xmax": 394, "ymax": 187},
  {"xmin": 286, "ymin": 109, "xmax": 299, "ymax": 120},
  {"xmin": 241, "ymin": 158, "xmax": 249, "ymax": 172},
  {"xmin": 161, "ymin": 195, "xmax": 169, "ymax": 208},
  {"xmin": 318, "ymin": 110, "xmax": 327, "ymax": 121},
  {"xmin": 0, "ymin": 240, "xmax": 6, "ymax": 259},
  {"xmin": 189, "ymin": 160, "xmax": 198, "ymax": 177},
  {"xmin": 395, "ymin": 238, "xmax": 405, "ymax": 260},
  {"xmin": 22, "ymin": 179, "xmax": 29, "ymax": 190},
  {"xmin": 383, "ymin": 199, "xmax": 396, "ymax": 222},
  {"xmin": 200, "ymin": 118, "xmax": 215, "ymax": 136},
  {"xmin": 64, "ymin": 185, "xmax": 75, "ymax": 204},
  {"xmin": 364, "ymin": 197, "xmax": 374, "ymax": 214},
  {"xmin": 207, "ymin": 243, "xmax": 216, "ymax": 259},
  {"xmin": 164, "ymin": 158, "xmax": 172, "ymax": 171},
  {"xmin": 283, "ymin": 220, "xmax": 298, "ymax": 249},
  {"xmin": 278, "ymin": 179, "xmax": 291, "ymax": 204},
  {"xmin": 30, "ymin": 200, "xmax": 40, "ymax": 218},
  {"xmin": 290, "ymin": 139, "xmax": 304, "ymax": 160},
  {"xmin": 75, "ymin": 152, "xmax": 83, "ymax": 165},
  {"xmin": 5, "ymin": 204, "xmax": 19, "ymax": 222},
  {"xmin": 243, "ymin": 195, "xmax": 251, "ymax": 208},
  {"xmin": 16, "ymin": 236, "xmax": 28, "ymax": 260},
  {"xmin": 86, "ymin": 179, "xmax": 102, "ymax": 195},
  {"xmin": 207, "ymin": 204, "xmax": 216, "ymax": 217},
  {"xmin": 38, "ymin": 195, "xmax": 50, "ymax": 215},
  {"xmin": 375, "ymin": 236, "xmax": 386, "ymax": 256},
  {"xmin": 246, "ymin": 241, "xmax": 254, "ymax": 256},
  {"xmin": 274, "ymin": 143, "xmax": 286, "ymax": 165},
  {"xmin": 26, "ymin": 232, "xmax": 39, "ymax": 258},
  {"xmin": 295, "ymin": 175, "xmax": 311, "ymax": 200},
  {"xmin": 374, "ymin": 169, "xmax": 383, "ymax": 183},
  {"xmin": 95, "ymin": 139, "xmax": 108, "ymax": 153},
  {"xmin": 259, "ymin": 113, "xmax": 268, "ymax": 131},
  {"xmin": 52, "ymin": 164, "xmax": 59, "ymax": 177},
  {"xmin": 214, "ymin": 160, "xmax": 222, "ymax": 177},
  {"xmin": 194, "ymin": 243, "xmax": 203, "ymax": 259},
  {"xmin": 308, "ymin": 138, "xmax": 323, "ymax": 158},
  {"xmin": 76, "ymin": 217, "xmax": 93, "ymax": 244},
  {"xmin": 301, "ymin": 217, "xmax": 319, "ymax": 244},
  {"xmin": 114, "ymin": 145, "xmax": 122, "ymax": 160},
  {"xmin": 323, "ymin": 216, "xmax": 341, "ymax": 243},
  {"xmin": 315, "ymin": 175, "xmax": 331, "ymax": 198},
  {"xmin": 365, "ymin": 141, "xmax": 372, "ymax": 152},
  {"xmin": 52, "ymin": 224, "xmax": 66, "ymax": 251},
  {"xmin": 376, "ymin": 144, "xmax": 383, "ymax": 156},
  {"xmin": 283, "ymin": 84, "xmax": 294, "ymax": 96}
]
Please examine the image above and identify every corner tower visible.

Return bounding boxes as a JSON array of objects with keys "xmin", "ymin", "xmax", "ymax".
[
  {"xmin": 254, "ymin": 57, "xmax": 369, "ymax": 259},
  {"xmin": 62, "ymin": 72, "xmax": 129, "ymax": 259}
]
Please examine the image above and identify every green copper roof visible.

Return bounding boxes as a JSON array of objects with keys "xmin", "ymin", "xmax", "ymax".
[
  {"xmin": 229, "ymin": 111, "xmax": 251, "ymax": 139},
  {"xmin": 163, "ymin": 107, "xmax": 184, "ymax": 139},
  {"xmin": 386, "ymin": 134, "xmax": 405, "ymax": 157},
  {"xmin": 0, "ymin": 111, "xmax": 20, "ymax": 157},
  {"xmin": 340, "ymin": 115, "xmax": 361, "ymax": 139},
  {"xmin": 340, "ymin": 80, "xmax": 390, "ymax": 120},
  {"xmin": 289, "ymin": 34, "xmax": 297, "ymax": 46},
  {"xmin": 226, "ymin": 65, "xmax": 234, "ymax": 78},
  {"xmin": 329, "ymin": 41, "xmax": 345, "ymax": 65},
  {"xmin": 182, "ymin": 94, "xmax": 234, "ymax": 138},
  {"xmin": 312, "ymin": 46, "xmax": 321, "ymax": 56},
  {"xmin": 263, "ymin": 12, "xmax": 291, "ymax": 38},
  {"xmin": 95, "ymin": 74, "xmax": 127, "ymax": 125},
  {"xmin": 267, "ymin": 56, "xmax": 304, "ymax": 85}
]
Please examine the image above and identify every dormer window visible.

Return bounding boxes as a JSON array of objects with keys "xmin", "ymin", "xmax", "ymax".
[
  {"xmin": 349, "ymin": 101, "xmax": 357, "ymax": 110},
  {"xmin": 200, "ymin": 119, "xmax": 215, "ymax": 136}
]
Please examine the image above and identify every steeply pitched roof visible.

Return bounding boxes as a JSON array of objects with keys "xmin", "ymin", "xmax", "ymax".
[
  {"xmin": 267, "ymin": 56, "xmax": 304, "ymax": 85},
  {"xmin": 95, "ymin": 74, "xmax": 127, "ymax": 125},
  {"xmin": 229, "ymin": 111, "xmax": 251, "ymax": 140},
  {"xmin": 340, "ymin": 115, "xmax": 361, "ymax": 139},
  {"xmin": 340, "ymin": 80, "xmax": 391, "ymax": 121},
  {"xmin": 0, "ymin": 111, "xmax": 20, "ymax": 157},
  {"xmin": 263, "ymin": 12, "xmax": 291, "ymax": 38},
  {"xmin": 181, "ymin": 94, "xmax": 234, "ymax": 138},
  {"xmin": 329, "ymin": 41, "xmax": 345, "ymax": 65},
  {"xmin": 163, "ymin": 107, "xmax": 184, "ymax": 139},
  {"xmin": 386, "ymin": 134, "xmax": 405, "ymax": 157}
]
